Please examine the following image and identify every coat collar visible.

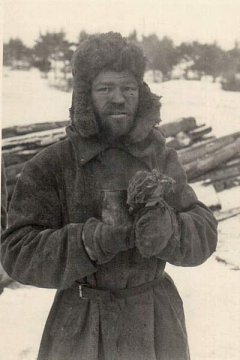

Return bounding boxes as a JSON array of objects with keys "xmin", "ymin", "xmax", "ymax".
[
  {"xmin": 66, "ymin": 124, "xmax": 166, "ymax": 167},
  {"xmin": 66, "ymin": 126, "xmax": 108, "ymax": 165}
]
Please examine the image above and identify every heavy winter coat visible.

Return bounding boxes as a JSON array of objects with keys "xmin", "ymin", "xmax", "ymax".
[{"xmin": 1, "ymin": 100, "xmax": 217, "ymax": 360}]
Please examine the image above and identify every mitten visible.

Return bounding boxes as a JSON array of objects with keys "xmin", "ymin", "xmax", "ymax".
[
  {"xmin": 127, "ymin": 169, "xmax": 177, "ymax": 258},
  {"xmin": 134, "ymin": 203, "xmax": 179, "ymax": 258},
  {"xmin": 82, "ymin": 218, "xmax": 134, "ymax": 264}
]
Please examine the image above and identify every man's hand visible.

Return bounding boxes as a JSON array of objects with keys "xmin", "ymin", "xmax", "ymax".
[
  {"xmin": 127, "ymin": 169, "xmax": 178, "ymax": 258},
  {"xmin": 134, "ymin": 203, "xmax": 178, "ymax": 258},
  {"xmin": 82, "ymin": 218, "xmax": 134, "ymax": 264}
]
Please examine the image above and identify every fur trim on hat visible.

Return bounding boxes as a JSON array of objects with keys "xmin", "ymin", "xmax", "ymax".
[{"xmin": 69, "ymin": 32, "xmax": 161, "ymax": 140}]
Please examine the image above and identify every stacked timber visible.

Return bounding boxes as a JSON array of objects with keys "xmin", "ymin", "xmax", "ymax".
[
  {"xmin": 161, "ymin": 117, "xmax": 214, "ymax": 149},
  {"xmin": 2, "ymin": 121, "xmax": 68, "ymax": 138},
  {"xmin": 178, "ymin": 132, "xmax": 240, "ymax": 189},
  {"xmin": 2, "ymin": 124, "xmax": 67, "ymax": 200},
  {"xmin": 159, "ymin": 117, "xmax": 240, "ymax": 192},
  {"xmin": 2, "ymin": 117, "xmax": 240, "ymax": 203}
]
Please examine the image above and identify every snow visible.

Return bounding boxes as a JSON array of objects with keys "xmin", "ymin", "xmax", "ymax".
[
  {"xmin": 0, "ymin": 286, "xmax": 55, "ymax": 360},
  {"xmin": 1, "ymin": 68, "xmax": 240, "ymax": 359},
  {"xmin": 168, "ymin": 257, "xmax": 240, "ymax": 360},
  {"xmin": 2, "ymin": 68, "xmax": 71, "ymax": 128},
  {"xmin": 191, "ymin": 182, "xmax": 221, "ymax": 210},
  {"xmin": 150, "ymin": 79, "xmax": 240, "ymax": 138}
]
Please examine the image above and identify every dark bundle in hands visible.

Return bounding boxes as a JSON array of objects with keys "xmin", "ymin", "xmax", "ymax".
[
  {"xmin": 127, "ymin": 169, "xmax": 178, "ymax": 258},
  {"xmin": 127, "ymin": 169, "xmax": 175, "ymax": 212}
]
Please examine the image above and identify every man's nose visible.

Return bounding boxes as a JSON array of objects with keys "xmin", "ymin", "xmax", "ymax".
[{"xmin": 111, "ymin": 87, "xmax": 125, "ymax": 104}]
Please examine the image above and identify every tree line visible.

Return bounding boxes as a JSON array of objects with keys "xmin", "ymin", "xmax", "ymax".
[{"xmin": 3, "ymin": 30, "xmax": 240, "ymax": 90}]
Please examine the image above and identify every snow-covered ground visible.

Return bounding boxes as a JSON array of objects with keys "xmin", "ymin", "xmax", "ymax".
[
  {"xmin": 2, "ymin": 68, "xmax": 71, "ymax": 128},
  {"xmin": 150, "ymin": 79, "xmax": 240, "ymax": 138},
  {"xmin": 1, "ymin": 69, "xmax": 240, "ymax": 360}
]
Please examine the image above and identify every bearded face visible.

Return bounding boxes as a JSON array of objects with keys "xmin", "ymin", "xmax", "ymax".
[{"xmin": 91, "ymin": 70, "xmax": 139, "ymax": 140}]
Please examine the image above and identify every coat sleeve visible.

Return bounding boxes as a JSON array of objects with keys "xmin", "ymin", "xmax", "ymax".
[
  {"xmin": 155, "ymin": 147, "xmax": 218, "ymax": 266},
  {"xmin": 1, "ymin": 152, "xmax": 97, "ymax": 290},
  {"xmin": 1, "ymin": 158, "xmax": 8, "ymax": 232}
]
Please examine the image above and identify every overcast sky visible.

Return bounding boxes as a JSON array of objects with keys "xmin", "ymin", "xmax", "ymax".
[{"xmin": 2, "ymin": 0, "xmax": 240, "ymax": 49}]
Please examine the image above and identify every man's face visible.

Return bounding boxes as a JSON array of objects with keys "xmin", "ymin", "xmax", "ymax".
[{"xmin": 91, "ymin": 70, "xmax": 139, "ymax": 140}]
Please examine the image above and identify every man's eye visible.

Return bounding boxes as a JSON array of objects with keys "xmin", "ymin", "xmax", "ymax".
[
  {"xmin": 97, "ymin": 87, "xmax": 110, "ymax": 93},
  {"xmin": 123, "ymin": 86, "xmax": 138, "ymax": 92}
]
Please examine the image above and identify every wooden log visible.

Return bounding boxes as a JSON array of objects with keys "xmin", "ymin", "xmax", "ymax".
[
  {"xmin": 2, "ymin": 121, "xmax": 69, "ymax": 139},
  {"xmin": 185, "ymin": 138, "xmax": 240, "ymax": 180},
  {"xmin": 2, "ymin": 127, "xmax": 66, "ymax": 150},
  {"xmin": 178, "ymin": 138, "xmax": 214, "ymax": 155},
  {"xmin": 2, "ymin": 137, "xmax": 66, "ymax": 169},
  {"xmin": 197, "ymin": 135, "xmax": 216, "ymax": 142},
  {"xmin": 166, "ymin": 132, "xmax": 192, "ymax": 149},
  {"xmin": 38, "ymin": 133, "xmax": 66, "ymax": 146},
  {"xmin": 2, "ymin": 128, "xmax": 66, "ymax": 169},
  {"xmin": 178, "ymin": 133, "xmax": 238, "ymax": 165},
  {"xmin": 224, "ymin": 157, "xmax": 240, "ymax": 168},
  {"xmin": 164, "ymin": 124, "xmax": 212, "ymax": 150},
  {"xmin": 188, "ymin": 125, "xmax": 212, "ymax": 141},
  {"xmin": 223, "ymin": 176, "xmax": 240, "ymax": 189},
  {"xmin": 192, "ymin": 162, "xmax": 240, "ymax": 183},
  {"xmin": 213, "ymin": 176, "xmax": 240, "ymax": 192},
  {"xmin": 179, "ymin": 130, "xmax": 240, "ymax": 153},
  {"xmin": 2, "ymin": 145, "xmax": 26, "ymax": 154},
  {"xmin": 159, "ymin": 117, "xmax": 197, "ymax": 138}
]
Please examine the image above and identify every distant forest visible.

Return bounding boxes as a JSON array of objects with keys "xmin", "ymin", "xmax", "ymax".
[{"xmin": 3, "ymin": 30, "xmax": 240, "ymax": 91}]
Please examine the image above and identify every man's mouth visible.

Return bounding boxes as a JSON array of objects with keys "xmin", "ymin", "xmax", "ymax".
[
  {"xmin": 107, "ymin": 110, "xmax": 129, "ymax": 118},
  {"xmin": 107, "ymin": 111, "xmax": 128, "ymax": 115},
  {"xmin": 108, "ymin": 114, "xmax": 129, "ymax": 120}
]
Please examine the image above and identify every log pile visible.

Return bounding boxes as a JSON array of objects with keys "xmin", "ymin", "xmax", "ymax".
[
  {"xmin": 2, "ymin": 117, "xmax": 240, "ymax": 204},
  {"xmin": 2, "ymin": 125, "xmax": 67, "ymax": 200},
  {"xmin": 160, "ymin": 117, "xmax": 240, "ymax": 191},
  {"xmin": 177, "ymin": 132, "xmax": 240, "ymax": 186}
]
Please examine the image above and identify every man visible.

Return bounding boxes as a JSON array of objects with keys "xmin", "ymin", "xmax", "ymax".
[
  {"xmin": 0, "ymin": 158, "xmax": 12, "ymax": 293},
  {"xmin": 1, "ymin": 33, "xmax": 218, "ymax": 360}
]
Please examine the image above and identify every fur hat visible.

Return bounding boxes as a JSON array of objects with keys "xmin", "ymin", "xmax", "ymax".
[{"xmin": 70, "ymin": 32, "xmax": 161, "ymax": 139}]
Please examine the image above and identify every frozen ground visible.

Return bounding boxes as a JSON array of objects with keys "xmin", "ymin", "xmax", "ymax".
[
  {"xmin": 150, "ymin": 79, "xmax": 240, "ymax": 138},
  {"xmin": 1, "ymin": 69, "xmax": 240, "ymax": 359},
  {"xmin": 2, "ymin": 68, "xmax": 71, "ymax": 128}
]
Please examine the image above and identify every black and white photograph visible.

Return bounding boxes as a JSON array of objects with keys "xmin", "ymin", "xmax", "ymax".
[{"xmin": 1, "ymin": 1, "xmax": 240, "ymax": 359}]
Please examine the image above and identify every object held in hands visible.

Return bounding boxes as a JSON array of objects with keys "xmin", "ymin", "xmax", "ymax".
[
  {"xmin": 127, "ymin": 169, "xmax": 175, "ymax": 212},
  {"xmin": 102, "ymin": 190, "xmax": 132, "ymax": 226},
  {"xmin": 127, "ymin": 169, "xmax": 177, "ymax": 258}
]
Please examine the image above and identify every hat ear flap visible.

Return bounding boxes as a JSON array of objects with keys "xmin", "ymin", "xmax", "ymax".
[
  {"xmin": 70, "ymin": 81, "xmax": 99, "ymax": 137},
  {"xmin": 138, "ymin": 82, "xmax": 161, "ymax": 118}
]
